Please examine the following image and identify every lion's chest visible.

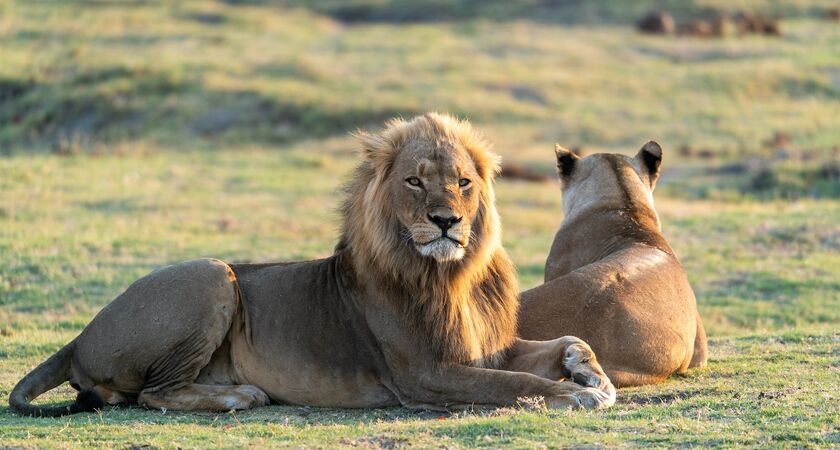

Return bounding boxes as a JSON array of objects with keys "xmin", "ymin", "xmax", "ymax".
[
  {"xmin": 449, "ymin": 299, "xmax": 511, "ymax": 369},
  {"xmin": 458, "ymin": 304, "xmax": 487, "ymax": 364}
]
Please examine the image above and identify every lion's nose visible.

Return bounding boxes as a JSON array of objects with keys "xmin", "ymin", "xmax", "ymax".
[{"xmin": 428, "ymin": 214, "xmax": 462, "ymax": 232}]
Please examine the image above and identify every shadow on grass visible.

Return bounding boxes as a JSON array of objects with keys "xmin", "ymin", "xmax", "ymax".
[
  {"xmin": 0, "ymin": 67, "xmax": 423, "ymax": 155},
  {"xmin": 79, "ymin": 198, "xmax": 159, "ymax": 215},
  {"xmin": 0, "ymin": 403, "xmax": 447, "ymax": 427},
  {"xmin": 620, "ymin": 387, "xmax": 719, "ymax": 406},
  {"xmin": 222, "ymin": 0, "xmax": 822, "ymax": 25}
]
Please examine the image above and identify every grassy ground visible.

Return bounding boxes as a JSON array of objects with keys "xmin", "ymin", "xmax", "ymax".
[{"xmin": 1, "ymin": 0, "xmax": 839, "ymax": 448}]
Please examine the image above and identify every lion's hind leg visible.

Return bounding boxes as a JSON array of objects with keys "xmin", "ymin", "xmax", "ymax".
[
  {"xmin": 138, "ymin": 384, "xmax": 269, "ymax": 412},
  {"xmin": 72, "ymin": 258, "xmax": 247, "ymax": 412},
  {"xmin": 134, "ymin": 320, "xmax": 271, "ymax": 412}
]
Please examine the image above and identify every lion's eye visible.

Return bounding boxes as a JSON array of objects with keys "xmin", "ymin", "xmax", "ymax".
[
  {"xmin": 406, "ymin": 177, "xmax": 422, "ymax": 187},
  {"xmin": 458, "ymin": 178, "xmax": 471, "ymax": 187}
]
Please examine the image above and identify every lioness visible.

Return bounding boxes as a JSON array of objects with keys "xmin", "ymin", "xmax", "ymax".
[
  {"xmin": 10, "ymin": 113, "xmax": 615, "ymax": 417},
  {"xmin": 518, "ymin": 142, "xmax": 708, "ymax": 387}
]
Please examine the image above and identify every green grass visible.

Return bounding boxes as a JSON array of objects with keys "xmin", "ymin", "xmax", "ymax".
[
  {"xmin": 1, "ymin": 0, "xmax": 839, "ymax": 448},
  {"xmin": 1, "ymin": 326, "xmax": 837, "ymax": 447}
]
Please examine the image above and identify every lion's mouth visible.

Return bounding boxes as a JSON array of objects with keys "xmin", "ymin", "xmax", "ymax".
[
  {"xmin": 419, "ymin": 235, "xmax": 465, "ymax": 247},
  {"xmin": 415, "ymin": 235, "xmax": 467, "ymax": 262}
]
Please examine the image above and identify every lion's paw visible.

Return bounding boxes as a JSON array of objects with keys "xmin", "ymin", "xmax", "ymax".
[
  {"xmin": 545, "ymin": 386, "xmax": 615, "ymax": 410},
  {"xmin": 563, "ymin": 341, "xmax": 614, "ymax": 391},
  {"xmin": 572, "ymin": 387, "xmax": 615, "ymax": 409}
]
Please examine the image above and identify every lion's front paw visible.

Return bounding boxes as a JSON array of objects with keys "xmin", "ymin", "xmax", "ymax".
[
  {"xmin": 544, "ymin": 385, "xmax": 615, "ymax": 410},
  {"xmin": 572, "ymin": 386, "xmax": 615, "ymax": 409}
]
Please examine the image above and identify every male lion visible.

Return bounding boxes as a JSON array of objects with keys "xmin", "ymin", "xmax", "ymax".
[
  {"xmin": 518, "ymin": 142, "xmax": 708, "ymax": 387},
  {"xmin": 10, "ymin": 113, "xmax": 615, "ymax": 416}
]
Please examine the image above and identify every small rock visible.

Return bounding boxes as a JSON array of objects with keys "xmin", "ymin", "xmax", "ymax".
[{"xmin": 637, "ymin": 11, "xmax": 676, "ymax": 34}]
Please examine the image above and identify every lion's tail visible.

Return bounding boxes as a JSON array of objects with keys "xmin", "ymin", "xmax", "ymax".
[{"xmin": 8, "ymin": 342, "xmax": 103, "ymax": 417}]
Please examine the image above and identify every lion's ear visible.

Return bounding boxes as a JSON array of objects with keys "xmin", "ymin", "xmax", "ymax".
[
  {"xmin": 353, "ymin": 129, "xmax": 387, "ymax": 159},
  {"xmin": 353, "ymin": 129, "xmax": 395, "ymax": 173},
  {"xmin": 474, "ymin": 151, "xmax": 502, "ymax": 181},
  {"xmin": 635, "ymin": 140, "xmax": 662, "ymax": 188},
  {"xmin": 555, "ymin": 144, "xmax": 579, "ymax": 181}
]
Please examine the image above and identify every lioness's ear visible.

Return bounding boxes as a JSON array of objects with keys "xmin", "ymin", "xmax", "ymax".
[
  {"xmin": 555, "ymin": 144, "xmax": 579, "ymax": 181},
  {"xmin": 636, "ymin": 140, "xmax": 662, "ymax": 188}
]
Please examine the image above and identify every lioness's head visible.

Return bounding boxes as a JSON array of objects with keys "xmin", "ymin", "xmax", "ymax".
[
  {"xmin": 554, "ymin": 141, "xmax": 663, "ymax": 227},
  {"xmin": 341, "ymin": 113, "xmax": 502, "ymax": 269}
]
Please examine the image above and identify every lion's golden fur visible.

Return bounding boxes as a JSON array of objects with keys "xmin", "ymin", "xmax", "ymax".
[{"xmin": 338, "ymin": 113, "xmax": 518, "ymax": 366}]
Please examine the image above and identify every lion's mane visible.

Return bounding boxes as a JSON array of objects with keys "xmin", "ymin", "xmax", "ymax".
[{"xmin": 336, "ymin": 113, "xmax": 519, "ymax": 366}]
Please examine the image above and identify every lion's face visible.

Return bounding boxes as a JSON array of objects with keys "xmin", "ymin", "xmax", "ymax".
[
  {"xmin": 390, "ymin": 142, "xmax": 483, "ymax": 262},
  {"xmin": 346, "ymin": 113, "xmax": 502, "ymax": 268}
]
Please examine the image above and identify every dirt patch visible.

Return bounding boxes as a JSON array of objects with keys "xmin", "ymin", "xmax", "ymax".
[
  {"xmin": 637, "ymin": 10, "xmax": 781, "ymax": 38},
  {"xmin": 500, "ymin": 163, "xmax": 552, "ymax": 183},
  {"xmin": 678, "ymin": 144, "xmax": 720, "ymax": 159},
  {"xmin": 732, "ymin": 11, "xmax": 781, "ymax": 36},
  {"xmin": 763, "ymin": 131, "xmax": 792, "ymax": 150},
  {"xmin": 757, "ymin": 387, "xmax": 800, "ymax": 400}
]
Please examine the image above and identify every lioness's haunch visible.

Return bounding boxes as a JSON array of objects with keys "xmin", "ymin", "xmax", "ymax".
[
  {"xmin": 518, "ymin": 142, "xmax": 708, "ymax": 387},
  {"xmin": 10, "ymin": 113, "xmax": 615, "ymax": 417}
]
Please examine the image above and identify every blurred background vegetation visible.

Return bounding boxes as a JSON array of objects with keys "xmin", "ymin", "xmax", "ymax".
[
  {"xmin": 0, "ymin": 1, "xmax": 839, "ymax": 446},
  {"xmin": 3, "ymin": 0, "xmax": 839, "ymax": 336},
  {"xmin": 3, "ymin": 0, "xmax": 840, "ymax": 195}
]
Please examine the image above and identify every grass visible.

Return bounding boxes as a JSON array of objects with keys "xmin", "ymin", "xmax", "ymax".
[
  {"xmin": 1, "ymin": 326, "xmax": 837, "ymax": 447},
  {"xmin": 1, "ymin": 0, "xmax": 839, "ymax": 447}
]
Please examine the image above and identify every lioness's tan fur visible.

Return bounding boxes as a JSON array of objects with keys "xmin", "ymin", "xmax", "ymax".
[
  {"xmin": 518, "ymin": 142, "xmax": 708, "ymax": 387},
  {"xmin": 10, "ymin": 113, "xmax": 615, "ymax": 416}
]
